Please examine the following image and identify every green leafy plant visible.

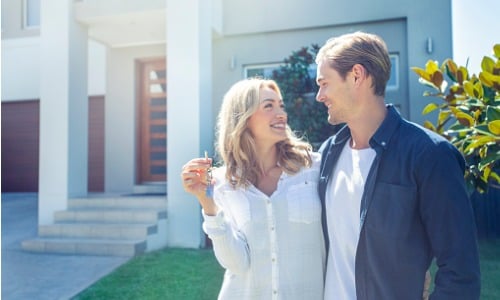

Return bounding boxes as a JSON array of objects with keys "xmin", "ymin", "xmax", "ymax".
[
  {"xmin": 271, "ymin": 45, "xmax": 333, "ymax": 148},
  {"xmin": 411, "ymin": 44, "xmax": 500, "ymax": 193}
]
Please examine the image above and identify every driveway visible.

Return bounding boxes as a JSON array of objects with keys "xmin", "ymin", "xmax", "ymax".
[{"xmin": 1, "ymin": 193, "xmax": 130, "ymax": 300}]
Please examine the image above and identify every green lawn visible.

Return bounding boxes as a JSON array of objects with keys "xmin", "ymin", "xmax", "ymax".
[
  {"xmin": 73, "ymin": 239, "xmax": 500, "ymax": 300},
  {"xmin": 72, "ymin": 248, "xmax": 224, "ymax": 300},
  {"xmin": 478, "ymin": 239, "xmax": 500, "ymax": 299}
]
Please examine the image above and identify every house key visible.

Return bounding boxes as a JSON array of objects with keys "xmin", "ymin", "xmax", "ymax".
[{"xmin": 205, "ymin": 151, "xmax": 214, "ymax": 198}]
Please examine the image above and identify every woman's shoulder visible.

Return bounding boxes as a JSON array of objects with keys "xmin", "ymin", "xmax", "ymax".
[
  {"xmin": 212, "ymin": 166, "xmax": 227, "ymax": 184},
  {"xmin": 310, "ymin": 151, "xmax": 321, "ymax": 162},
  {"xmin": 286, "ymin": 151, "xmax": 321, "ymax": 180},
  {"xmin": 212, "ymin": 166, "xmax": 240, "ymax": 191},
  {"xmin": 309, "ymin": 151, "xmax": 321, "ymax": 170}
]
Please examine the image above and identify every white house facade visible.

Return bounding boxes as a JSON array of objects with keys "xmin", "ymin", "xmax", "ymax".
[{"xmin": 2, "ymin": 0, "xmax": 455, "ymax": 253}]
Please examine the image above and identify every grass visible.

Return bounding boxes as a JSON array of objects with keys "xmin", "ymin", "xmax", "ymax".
[
  {"xmin": 427, "ymin": 238, "xmax": 500, "ymax": 300},
  {"xmin": 478, "ymin": 239, "xmax": 500, "ymax": 299},
  {"xmin": 74, "ymin": 240, "xmax": 500, "ymax": 300},
  {"xmin": 72, "ymin": 248, "xmax": 224, "ymax": 300}
]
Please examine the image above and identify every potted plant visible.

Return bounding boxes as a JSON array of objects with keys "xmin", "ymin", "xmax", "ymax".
[
  {"xmin": 411, "ymin": 44, "xmax": 500, "ymax": 194},
  {"xmin": 271, "ymin": 45, "xmax": 334, "ymax": 149}
]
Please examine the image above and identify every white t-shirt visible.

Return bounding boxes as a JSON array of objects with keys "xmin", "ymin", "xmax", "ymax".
[
  {"xmin": 203, "ymin": 152, "xmax": 326, "ymax": 300},
  {"xmin": 324, "ymin": 142, "xmax": 375, "ymax": 300}
]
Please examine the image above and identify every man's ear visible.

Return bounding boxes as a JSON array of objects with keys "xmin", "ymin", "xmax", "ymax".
[
  {"xmin": 351, "ymin": 64, "xmax": 366, "ymax": 83},
  {"xmin": 352, "ymin": 64, "xmax": 366, "ymax": 80}
]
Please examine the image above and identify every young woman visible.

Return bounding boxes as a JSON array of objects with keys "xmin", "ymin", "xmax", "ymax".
[{"xmin": 181, "ymin": 78, "xmax": 325, "ymax": 299}]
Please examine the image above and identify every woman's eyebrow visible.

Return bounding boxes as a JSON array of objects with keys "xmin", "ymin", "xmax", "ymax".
[{"xmin": 261, "ymin": 98, "xmax": 283, "ymax": 103}]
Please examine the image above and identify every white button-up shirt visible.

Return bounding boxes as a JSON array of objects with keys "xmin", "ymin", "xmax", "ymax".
[{"xmin": 203, "ymin": 153, "xmax": 325, "ymax": 300}]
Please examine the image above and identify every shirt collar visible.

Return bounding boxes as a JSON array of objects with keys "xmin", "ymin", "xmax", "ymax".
[
  {"xmin": 330, "ymin": 124, "xmax": 350, "ymax": 146},
  {"xmin": 369, "ymin": 104, "xmax": 402, "ymax": 153},
  {"xmin": 328, "ymin": 105, "xmax": 401, "ymax": 152}
]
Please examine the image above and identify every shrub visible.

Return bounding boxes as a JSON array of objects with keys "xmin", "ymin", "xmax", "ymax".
[
  {"xmin": 271, "ymin": 45, "xmax": 334, "ymax": 148},
  {"xmin": 411, "ymin": 44, "xmax": 500, "ymax": 193}
]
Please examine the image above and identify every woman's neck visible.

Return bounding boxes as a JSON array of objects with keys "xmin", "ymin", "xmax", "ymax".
[
  {"xmin": 255, "ymin": 145, "xmax": 279, "ymax": 176},
  {"xmin": 254, "ymin": 145, "xmax": 282, "ymax": 197}
]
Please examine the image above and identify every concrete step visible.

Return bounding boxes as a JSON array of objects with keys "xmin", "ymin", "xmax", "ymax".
[
  {"xmin": 54, "ymin": 209, "xmax": 167, "ymax": 223},
  {"xmin": 38, "ymin": 223, "xmax": 157, "ymax": 240},
  {"xmin": 69, "ymin": 196, "xmax": 167, "ymax": 210},
  {"xmin": 21, "ymin": 237, "xmax": 146, "ymax": 256},
  {"xmin": 22, "ymin": 194, "xmax": 169, "ymax": 256},
  {"xmin": 133, "ymin": 183, "xmax": 166, "ymax": 194}
]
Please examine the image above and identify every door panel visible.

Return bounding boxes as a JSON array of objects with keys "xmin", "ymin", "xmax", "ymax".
[
  {"xmin": 1, "ymin": 100, "xmax": 39, "ymax": 192},
  {"xmin": 88, "ymin": 96, "xmax": 105, "ymax": 192},
  {"xmin": 1, "ymin": 97, "xmax": 105, "ymax": 192},
  {"xmin": 138, "ymin": 58, "xmax": 167, "ymax": 183}
]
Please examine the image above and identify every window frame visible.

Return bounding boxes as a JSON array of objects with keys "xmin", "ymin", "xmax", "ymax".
[
  {"xmin": 386, "ymin": 54, "xmax": 399, "ymax": 91},
  {"xmin": 243, "ymin": 63, "xmax": 283, "ymax": 79},
  {"xmin": 23, "ymin": 0, "xmax": 41, "ymax": 30}
]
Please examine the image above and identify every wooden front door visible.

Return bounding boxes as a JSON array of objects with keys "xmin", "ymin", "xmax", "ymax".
[{"xmin": 137, "ymin": 58, "xmax": 167, "ymax": 183}]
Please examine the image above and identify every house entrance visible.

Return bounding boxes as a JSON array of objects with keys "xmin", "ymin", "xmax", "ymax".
[{"xmin": 137, "ymin": 58, "xmax": 167, "ymax": 183}]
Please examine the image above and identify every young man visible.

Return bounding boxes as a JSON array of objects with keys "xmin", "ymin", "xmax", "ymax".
[{"xmin": 316, "ymin": 31, "xmax": 481, "ymax": 299}]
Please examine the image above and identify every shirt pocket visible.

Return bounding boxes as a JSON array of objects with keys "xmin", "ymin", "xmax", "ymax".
[
  {"xmin": 287, "ymin": 181, "xmax": 321, "ymax": 224},
  {"xmin": 365, "ymin": 182, "xmax": 417, "ymax": 238}
]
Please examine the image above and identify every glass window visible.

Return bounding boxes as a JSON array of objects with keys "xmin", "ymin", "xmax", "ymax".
[
  {"xmin": 386, "ymin": 54, "xmax": 399, "ymax": 90},
  {"xmin": 244, "ymin": 63, "xmax": 282, "ymax": 78},
  {"xmin": 244, "ymin": 63, "xmax": 316, "ymax": 79},
  {"xmin": 24, "ymin": 0, "xmax": 40, "ymax": 29}
]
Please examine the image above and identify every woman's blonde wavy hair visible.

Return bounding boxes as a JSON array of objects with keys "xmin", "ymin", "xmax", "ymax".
[{"xmin": 216, "ymin": 78, "xmax": 313, "ymax": 188}]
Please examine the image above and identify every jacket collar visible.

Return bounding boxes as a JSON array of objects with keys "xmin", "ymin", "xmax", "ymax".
[
  {"xmin": 368, "ymin": 104, "xmax": 402, "ymax": 154},
  {"xmin": 328, "ymin": 104, "xmax": 401, "ymax": 153}
]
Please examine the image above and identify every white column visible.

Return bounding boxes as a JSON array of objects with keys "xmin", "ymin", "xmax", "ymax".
[
  {"xmin": 166, "ymin": 0, "xmax": 213, "ymax": 247},
  {"xmin": 38, "ymin": 0, "xmax": 88, "ymax": 224}
]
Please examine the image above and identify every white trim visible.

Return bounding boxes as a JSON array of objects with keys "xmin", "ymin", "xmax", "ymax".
[
  {"xmin": 1, "ymin": 37, "xmax": 41, "ymax": 101},
  {"xmin": 109, "ymin": 40, "xmax": 165, "ymax": 49},
  {"xmin": 2, "ymin": 36, "xmax": 41, "ymax": 47}
]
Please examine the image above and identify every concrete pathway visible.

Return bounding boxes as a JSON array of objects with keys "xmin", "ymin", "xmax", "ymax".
[{"xmin": 1, "ymin": 193, "xmax": 130, "ymax": 300}]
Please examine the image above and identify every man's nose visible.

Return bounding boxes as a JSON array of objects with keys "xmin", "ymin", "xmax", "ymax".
[{"xmin": 316, "ymin": 90, "xmax": 324, "ymax": 102}]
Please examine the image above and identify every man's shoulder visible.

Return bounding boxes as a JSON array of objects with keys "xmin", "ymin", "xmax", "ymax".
[
  {"xmin": 399, "ymin": 119, "xmax": 449, "ymax": 146},
  {"xmin": 396, "ymin": 119, "xmax": 461, "ymax": 159}
]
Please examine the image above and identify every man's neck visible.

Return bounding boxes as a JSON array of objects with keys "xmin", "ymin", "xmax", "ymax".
[{"xmin": 348, "ymin": 99, "xmax": 387, "ymax": 149}]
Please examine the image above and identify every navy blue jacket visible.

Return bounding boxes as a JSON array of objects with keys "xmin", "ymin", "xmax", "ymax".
[{"xmin": 318, "ymin": 105, "xmax": 481, "ymax": 299}]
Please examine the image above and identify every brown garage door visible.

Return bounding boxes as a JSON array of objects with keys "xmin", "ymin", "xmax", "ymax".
[
  {"xmin": 1, "ymin": 100, "xmax": 40, "ymax": 192},
  {"xmin": 1, "ymin": 97, "xmax": 105, "ymax": 192},
  {"xmin": 88, "ymin": 96, "xmax": 105, "ymax": 192}
]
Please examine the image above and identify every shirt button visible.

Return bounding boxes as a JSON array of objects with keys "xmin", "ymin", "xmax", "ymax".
[
  {"xmin": 381, "ymin": 141, "xmax": 386, "ymax": 146},
  {"xmin": 273, "ymin": 290, "xmax": 277, "ymax": 294}
]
